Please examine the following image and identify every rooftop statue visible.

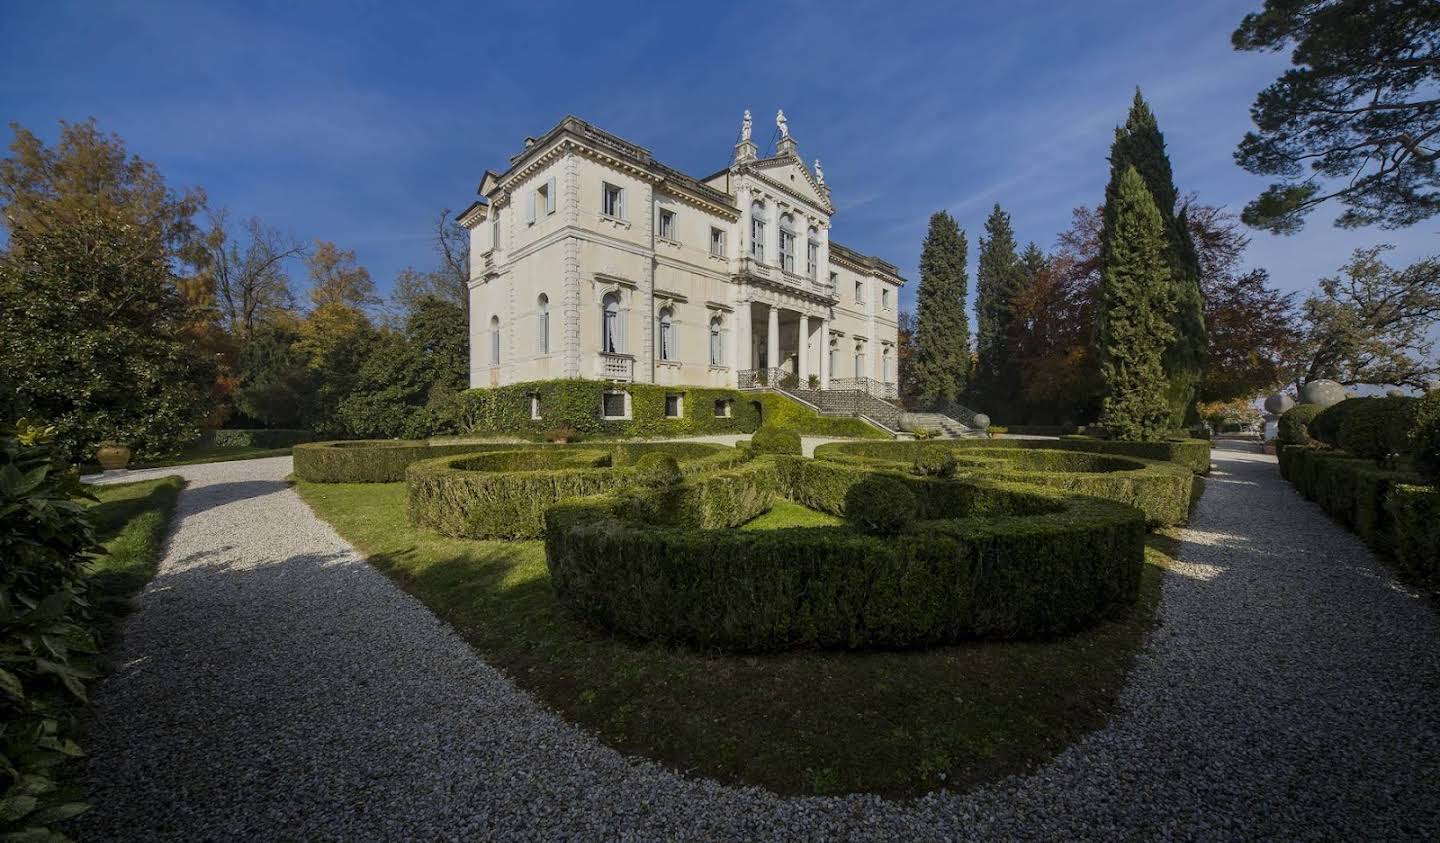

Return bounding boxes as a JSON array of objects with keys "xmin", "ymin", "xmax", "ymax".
[
  {"xmin": 741, "ymin": 110, "xmax": 752, "ymax": 143},
  {"xmin": 776, "ymin": 109, "xmax": 789, "ymax": 140}
]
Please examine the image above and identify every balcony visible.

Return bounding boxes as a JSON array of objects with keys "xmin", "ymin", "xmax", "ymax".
[
  {"xmin": 597, "ymin": 352, "xmax": 634, "ymax": 382},
  {"xmin": 830, "ymin": 377, "xmax": 898, "ymax": 401}
]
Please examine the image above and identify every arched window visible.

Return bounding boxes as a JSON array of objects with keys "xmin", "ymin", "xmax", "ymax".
[
  {"xmin": 854, "ymin": 343, "xmax": 865, "ymax": 379},
  {"xmin": 657, "ymin": 307, "xmax": 675, "ymax": 361},
  {"xmin": 536, "ymin": 294, "xmax": 550, "ymax": 354},
  {"xmin": 779, "ymin": 213, "xmax": 796, "ymax": 273},
  {"xmin": 828, "ymin": 337, "xmax": 838, "ymax": 377},
  {"xmin": 601, "ymin": 292, "xmax": 622, "ymax": 354},
  {"xmin": 807, "ymin": 227, "xmax": 819, "ymax": 278},
  {"xmin": 709, "ymin": 315, "xmax": 723, "ymax": 366},
  {"xmin": 749, "ymin": 201, "xmax": 766, "ymax": 261},
  {"xmin": 489, "ymin": 315, "xmax": 501, "ymax": 366}
]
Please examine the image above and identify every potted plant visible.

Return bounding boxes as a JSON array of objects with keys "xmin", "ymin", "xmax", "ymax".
[
  {"xmin": 807, "ymin": 374, "xmax": 820, "ymax": 390},
  {"xmin": 96, "ymin": 440, "xmax": 131, "ymax": 471},
  {"xmin": 544, "ymin": 425, "xmax": 578, "ymax": 445}
]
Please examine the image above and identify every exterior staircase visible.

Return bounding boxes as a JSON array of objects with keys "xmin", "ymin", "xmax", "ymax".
[{"xmin": 900, "ymin": 412, "xmax": 984, "ymax": 439}]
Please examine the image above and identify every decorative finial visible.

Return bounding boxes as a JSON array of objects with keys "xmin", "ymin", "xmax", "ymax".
[
  {"xmin": 741, "ymin": 110, "xmax": 752, "ymax": 143},
  {"xmin": 814, "ymin": 159, "xmax": 824, "ymax": 185},
  {"xmin": 776, "ymin": 109, "xmax": 789, "ymax": 140}
]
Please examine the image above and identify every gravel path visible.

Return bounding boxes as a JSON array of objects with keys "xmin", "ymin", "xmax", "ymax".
[{"xmin": 75, "ymin": 443, "xmax": 1440, "ymax": 840}]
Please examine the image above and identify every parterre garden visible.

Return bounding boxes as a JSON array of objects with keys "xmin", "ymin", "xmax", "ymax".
[{"xmin": 293, "ymin": 431, "xmax": 1210, "ymax": 792}]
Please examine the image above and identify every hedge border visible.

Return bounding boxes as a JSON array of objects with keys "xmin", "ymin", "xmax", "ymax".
[
  {"xmin": 200, "ymin": 428, "xmax": 315, "ymax": 449},
  {"xmin": 405, "ymin": 442, "xmax": 748, "ymax": 539},
  {"xmin": 544, "ymin": 456, "xmax": 1147, "ymax": 652},
  {"xmin": 293, "ymin": 440, "xmax": 545, "ymax": 483},
  {"xmin": 812, "ymin": 439, "xmax": 1196, "ymax": 527},
  {"xmin": 1055, "ymin": 436, "xmax": 1211, "ymax": 476}
]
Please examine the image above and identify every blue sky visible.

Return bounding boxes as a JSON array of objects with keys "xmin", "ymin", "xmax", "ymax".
[{"xmin": 2, "ymin": 0, "xmax": 1434, "ymax": 314}]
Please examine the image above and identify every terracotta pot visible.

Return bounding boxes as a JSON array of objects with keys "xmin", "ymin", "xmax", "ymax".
[{"xmin": 96, "ymin": 443, "xmax": 131, "ymax": 471}]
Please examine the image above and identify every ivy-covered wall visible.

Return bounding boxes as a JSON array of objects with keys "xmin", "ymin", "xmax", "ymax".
[{"xmin": 452, "ymin": 380, "xmax": 762, "ymax": 438}]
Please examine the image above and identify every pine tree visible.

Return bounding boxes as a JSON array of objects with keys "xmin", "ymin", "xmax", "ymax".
[
  {"xmin": 1107, "ymin": 90, "xmax": 1206, "ymax": 427},
  {"xmin": 912, "ymin": 211, "xmax": 971, "ymax": 404},
  {"xmin": 1098, "ymin": 166, "xmax": 1174, "ymax": 441},
  {"xmin": 974, "ymin": 204, "xmax": 1025, "ymax": 416}
]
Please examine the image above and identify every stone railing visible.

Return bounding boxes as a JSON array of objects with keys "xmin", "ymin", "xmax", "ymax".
[
  {"xmin": 830, "ymin": 377, "xmax": 898, "ymax": 401},
  {"xmin": 738, "ymin": 367, "xmax": 796, "ymax": 390},
  {"xmin": 598, "ymin": 352, "xmax": 634, "ymax": 382}
]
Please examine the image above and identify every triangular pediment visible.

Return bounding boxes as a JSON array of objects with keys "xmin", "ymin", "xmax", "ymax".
[{"xmin": 750, "ymin": 154, "xmax": 833, "ymax": 214}]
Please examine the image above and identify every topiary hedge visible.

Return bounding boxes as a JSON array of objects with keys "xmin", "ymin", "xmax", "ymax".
[
  {"xmin": 1307, "ymin": 397, "xmax": 1366, "ymax": 448},
  {"xmin": 1055, "ymin": 435, "xmax": 1211, "ymax": 475},
  {"xmin": 813, "ymin": 439, "xmax": 1196, "ymax": 527},
  {"xmin": 1386, "ymin": 484, "xmax": 1440, "ymax": 586},
  {"xmin": 1280, "ymin": 446, "xmax": 1414, "ymax": 546},
  {"xmin": 1277, "ymin": 404, "xmax": 1323, "ymax": 447},
  {"xmin": 1333, "ymin": 396, "xmax": 1418, "ymax": 461},
  {"xmin": 544, "ymin": 457, "xmax": 1147, "ymax": 652},
  {"xmin": 293, "ymin": 440, "xmax": 538, "ymax": 483},
  {"xmin": 200, "ymin": 428, "xmax": 315, "ymax": 449},
  {"xmin": 406, "ymin": 442, "xmax": 748, "ymax": 539},
  {"xmin": 749, "ymin": 426, "xmax": 803, "ymax": 456}
]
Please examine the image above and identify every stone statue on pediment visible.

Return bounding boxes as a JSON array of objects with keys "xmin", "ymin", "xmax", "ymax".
[
  {"xmin": 776, "ymin": 109, "xmax": 789, "ymax": 140},
  {"xmin": 741, "ymin": 110, "xmax": 752, "ymax": 143},
  {"xmin": 814, "ymin": 159, "xmax": 824, "ymax": 185}
]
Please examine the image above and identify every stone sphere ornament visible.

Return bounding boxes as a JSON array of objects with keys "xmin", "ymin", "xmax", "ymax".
[
  {"xmin": 971, "ymin": 414, "xmax": 991, "ymax": 430},
  {"xmin": 1299, "ymin": 379, "xmax": 1345, "ymax": 408},
  {"xmin": 1263, "ymin": 393, "xmax": 1295, "ymax": 415}
]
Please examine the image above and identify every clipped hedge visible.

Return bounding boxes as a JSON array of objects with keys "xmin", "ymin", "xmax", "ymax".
[
  {"xmin": 1409, "ymin": 389, "xmax": 1440, "ymax": 484},
  {"xmin": 750, "ymin": 427, "xmax": 802, "ymax": 455},
  {"xmin": 1386, "ymin": 484, "xmax": 1440, "ymax": 586},
  {"xmin": 1280, "ymin": 445, "xmax": 1416, "ymax": 548},
  {"xmin": 544, "ymin": 457, "xmax": 1146, "ymax": 652},
  {"xmin": 1056, "ymin": 436, "xmax": 1211, "ymax": 476},
  {"xmin": 813, "ymin": 439, "xmax": 1196, "ymax": 527},
  {"xmin": 293, "ymin": 440, "xmax": 538, "ymax": 483},
  {"xmin": 1307, "ymin": 397, "xmax": 1365, "ymax": 448},
  {"xmin": 406, "ymin": 442, "xmax": 748, "ymax": 539},
  {"xmin": 1277, "ymin": 404, "xmax": 1323, "ymax": 447},
  {"xmin": 200, "ymin": 428, "xmax": 315, "ymax": 449}
]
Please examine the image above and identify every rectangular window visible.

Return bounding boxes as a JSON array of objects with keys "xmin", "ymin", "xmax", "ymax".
[
  {"xmin": 713, "ymin": 399, "xmax": 733, "ymax": 418},
  {"xmin": 665, "ymin": 394, "xmax": 682, "ymax": 418},
  {"xmin": 882, "ymin": 288, "xmax": 891, "ymax": 309},
  {"xmin": 530, "ymin": 394, "xmax": 542, "ymax": 421},
  {"xmin": 855, "ymin": 280, "xmax": 864, "ymax": 303},
  {"xmin": 807, "ymin": 241, "xmax": 818, "ymax": 278},
  {"xmin": 534, "ymin": 178, "xmax": 554, "ymax": 221},
  {"xmin": 750, "ymin": 218, "xmax": 765, "ymax": 261},
  {"xmin": 710, "ymin": 227, "xmax": 726, "ymax": 257},
  {"xmin": 602, "ymin": 391, "xmax": 630, "ymax": 419},
  {"xmin": 658, "ymin": 208, "xmax": 676, "ymax": 240},
  {"xmin": 779, "ymin": 231, "xmax": 795, "ymax": 273},
  {"xmin": 545, "ymin": 176, "xmax": 556, "ymax": 214},
  {"xmin": 491, "ymin": 210, "xmax": 500, "ymax": 251},
  {"xmin": 602, "ymin": 182, "xmax": 624, "ymax": 219}
]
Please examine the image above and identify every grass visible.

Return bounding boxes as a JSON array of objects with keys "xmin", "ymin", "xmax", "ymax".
[
  {"xmin": 297, "ymin": 479, "xmax": 1170, "ymax": 796},
  {"xmin": 740, "ymin": 499, "xmax": 844, "ymax": 530},
  {"xmin": 129, "ymin": 445, "xmax": 294, "ymax": 469},
  {"xmin": 84, "ymin": 476, "xmax": 184, "ymax": 612}
]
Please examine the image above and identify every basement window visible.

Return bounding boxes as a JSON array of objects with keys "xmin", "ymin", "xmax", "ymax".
[
  {"xmin": 602, "ymin": 390, "xmax": 631, "ymax": 420},
  {"xmin": 714, "ymin": 399, "xmax": 733, "ymax": 418},
  {"xmin": 665, "ymin": 394, "xmax": 683, "ymax": 418}
]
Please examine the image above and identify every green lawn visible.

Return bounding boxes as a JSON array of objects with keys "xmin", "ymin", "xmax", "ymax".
[
  {"xmin": 740, "ymin": 499, "xmax": 844, "ymax": 530},
  {"xmin": 297, "ymin": 479, "xmax": 1168, "ymax": 796},
  {"xmin": 85, "ymin": 476, "xmax": 184, "ymax": 614},
  {"xmin": 129, "ymin": 445, "xmax": 293, "ymax": 469}
]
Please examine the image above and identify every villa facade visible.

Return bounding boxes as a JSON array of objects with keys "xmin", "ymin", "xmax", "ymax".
[{"xmin": 459, "ymin": 112, "xmax": 904, "ymax": 397}]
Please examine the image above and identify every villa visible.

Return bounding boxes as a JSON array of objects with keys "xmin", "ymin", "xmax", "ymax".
[{"xmin": 457, "ymin": 111, "xmax": 904, "ymax": 398}]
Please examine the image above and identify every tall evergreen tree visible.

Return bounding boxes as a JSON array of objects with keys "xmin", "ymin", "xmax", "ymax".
[
  {"xmin": 911, "ymin": 211, "xmax": 971, "ymax": 404},
  {"xmin": 1107, "ymin": 90, "xmax": 1206, "ymax": 427},
  {"xmin": 973, "ymin": 204, "xmax": 1025, "ymax": 416},
  {"xmin": 1098, "ymin": 166, "xmax": 1174, "ymax": 441}
]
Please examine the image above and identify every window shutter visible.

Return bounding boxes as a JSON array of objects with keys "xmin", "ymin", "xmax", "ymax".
[
  {"xmin": 546, "ymin": 177, "xmax": 556, "ymax": 213},
  {"xmin": 526, "ymin": 190, "xmax": 536, "ymax": 224},
  {"xmin": 618, "ymin": 188, "xmax": 626, "ymax": 220}
]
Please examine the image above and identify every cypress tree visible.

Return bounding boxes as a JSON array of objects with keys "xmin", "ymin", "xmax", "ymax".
[
  {"xmin": 1108, "ymin": 90, "xmax": 1206, "ymax": 427},
  {"xmin": 1098, "ymin": 166, "xmax": 1174, "ymax": 441},
  {"xmin": 974, "ymin": 204, "xmax": 1024, "ymax": 416},
  {"xmin": 912, "ymin": 211, "xmax": 971, "ymax": 404}
]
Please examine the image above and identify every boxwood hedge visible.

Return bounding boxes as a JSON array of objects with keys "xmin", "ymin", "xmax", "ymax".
[
  {"xmin": 406, "ymin": 442, "xmax": 749, "ymax": 539},
  {"xmin": 293, "ymin": 440, "xmax": 543, "ymax": 483},
  {"xmin": 813, "ymin": 439, "xmax": 1196, "ymax": 527},
  {"xmin": 1055, "ymin": 436, "xmax": 1211, "ymax": 475},
  {"xmin": 544, "ymin": 456, "xmax": 1147, "ymax": 652},
  {"xmin": 1386, "ymin": 484, "xmax": 1440, "ymax": 586}
]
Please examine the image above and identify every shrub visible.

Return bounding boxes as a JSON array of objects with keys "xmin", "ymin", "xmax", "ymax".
[
  {"xmin": 1386, "ymin": 484, "xmax": 1440, "ymax": 585},
  {"xmin": 634, "ymin": 452, "xmax": 682, "ymax": 487},
  {"xmin": 750, "ymin": 427, "xmax": 802, "ymax": 456},
  {"xmin": 544, "ymin": 462, "xmax": 1146, "ymax": 651},
  {"xmin": 844, "ymin": 475, "xmax": 916, "ymax": 534},
  {"xmin": 293, "ymin": 440, "xmax": 528, "ymax": 483},
  {"xmin": 1335, "ymin": 396, "xmax": 1419, "ymax": 462},
  {"xmin": 407, "ymin": 443, "xmax": 747, "ymax": 539},
  {"xmin": 1, "ymin": 421, "xmax": 102, "ymax": 838},
  {"xmin": 911, "ymin": 446, "xmax": 958, "ymax": 478},
  {"xmin": 815, "ymin": 439, "xmax": 1195, "ymax": 527},
  {"xmin": 1408, "ymin": 390, "xmax": 1440, "ymax": 484},
  {"xmin": 1308, "ymin": 398, "xmax": 1367, "ymax": 448},
  {"xmin": 1277, "ymin": 404, "xmax": 1323, "ymax": 447},
  {"xmin": 1056, "ymin": 436, "xmax": 1211, "ymax": 476},
  {"xmin": 200, "ymin": 428, "xmax": 315, "ymax": 449},
  {"xmin": 1281, "ymin": 446, "xmax": 1413, "ymax": 547},
  {"xmin": 750, "ymin": 392, "xmax": 886, "ymax": 438}
]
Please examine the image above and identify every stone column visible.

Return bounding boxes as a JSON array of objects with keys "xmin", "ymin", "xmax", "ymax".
[
  {"xmin": 734, "ymin": 300, "xmax": 750, "ymax": 374},
  {"xmin": 818, "ymin": 320, "xmax": 830, "ymax": 389},
  {"xmin": 798, "ymin": 314, "xmax": 810, "ymax": 384},
  {"xmin": 767, "ymin": 304, "xmax": 780, "ymax": 373}
]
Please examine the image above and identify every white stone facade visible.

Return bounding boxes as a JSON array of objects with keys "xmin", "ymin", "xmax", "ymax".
[{"xmin": 459, "ymin": 115, "xmax": 904, "ymax": 395}]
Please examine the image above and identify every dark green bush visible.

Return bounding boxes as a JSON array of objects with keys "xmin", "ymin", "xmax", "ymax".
[
  {"xmin": 1408, "ymin": 390, "xmax": 1440, "ymax": 484},
  {"xmin": 200, "ymin": 428, "xmax": 315, "ymax": 449},
  {"xmin": 814, "ymin": 439, "xmax": 1194, "ymax": 527},
  {"xmin": 1277, "ymin": 404, "xmax": 1323, "ymax": 447},
  {"xmin": 1281, "ymin": 446, "xmax": 1413, "ymax": 547},
  {"xmin": 1, "ymin": 421, "xmax": 102, "ymax": 837},
  {"xmin": 844, "ymin": 475, "xmax": 916, "ymax": 534},
  {"xmin": 634, "ymin": 452, "xmax": 682, "ymax": 486},
  {"xmin": 1386, "ymin": 484, "xmax": 1440, "ymax": 585},
  {"xmin": 750, "ymin": 426, "xmax": 802, "ymax": 456},
  {"xmin": 911, "ymin": 446, "xmax": 958, "ymax": 478},
  {"xmin": 1335, "ymin": 396, "xmax": 1418, "ymax": 461},
  {"xmin": 406, "ymin": 443, "xmax": 747, "ymax": 539},
  {"xmin": 1056, "ymin": 436, "xmax": 1211, "ymax": 475},
  {"xmin": 1308, "ymin": 398, "xmax": 1366, "ymax": 448},
  {"xmin": 544, "ymin": 462, "xmax": 1146, "ymax": 651}
]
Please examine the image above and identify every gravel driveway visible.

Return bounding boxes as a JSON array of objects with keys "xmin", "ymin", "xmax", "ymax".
[{"xmin": 74, "ymin": 443, "xmax": 1440, "ymax": 840}]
